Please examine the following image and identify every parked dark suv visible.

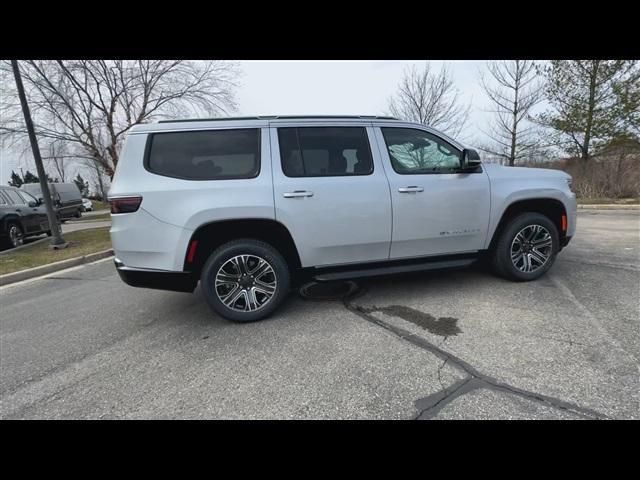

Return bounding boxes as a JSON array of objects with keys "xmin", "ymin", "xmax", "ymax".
[{"xmin": 0, "ymin": 186, "xmax": 56, "ymax": 249}]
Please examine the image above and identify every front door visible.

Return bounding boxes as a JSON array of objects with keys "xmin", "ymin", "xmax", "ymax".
[
  {"xmin": 374, "ymin": 126, "xmax": 491, "ymax": 259},
  {"xmin": 19, "ymin": 190, "xmax": 48, "ymax": 232},
  {"xmin": 271, "ymin": 124, "xmax": 392, "ymax": 267}
]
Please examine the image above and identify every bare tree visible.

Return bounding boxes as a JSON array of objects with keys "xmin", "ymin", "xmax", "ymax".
[
  {"xmin": 388, "ymin": 63, "xmax": 471, "ymax": 138},
  {"xmin": 1, "ymin": 60, "xmax": 240, "ymax": 178},
  {"xmin": 478, "ymin": 60, "xmax": 544, "ymax": 166},
  {"xmin": 84, "ymin": 156, "xmax": 109, "ymax": 200},
  {"xmin": 42, "ymin": 140, "xmax": 69, "ymax": 182}
]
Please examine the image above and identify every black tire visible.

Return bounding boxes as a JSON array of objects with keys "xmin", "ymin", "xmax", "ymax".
[
  {"xmin": 46, "ymin": 230, "xmax": 52, "ymax": 237},
  {"xmin": 6, "ymin": 222, "xmax": 24, "ymax": 249},
  {"xmin": 491, "ymin": 212, "xmax": 559, "ymax": 282},
  {"xmin": 200, "ymin": 239, "xmax": 291, "ymax": 323}
]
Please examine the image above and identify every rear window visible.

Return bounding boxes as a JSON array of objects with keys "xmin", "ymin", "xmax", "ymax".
[
  {"xmin": 146, "ymin": 129, "xmax": 261, "ymax": 180},
  {"xmin": 56, "ymin": 183, "xmax": 81, "ymax": 194}
]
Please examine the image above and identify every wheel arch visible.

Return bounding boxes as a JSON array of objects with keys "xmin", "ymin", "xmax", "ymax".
[
  {"xmin": 2, "ymin": 213, "xmax": 22, "ymax": 230},
  {"xmin": 183, "ymin": 218, "xmax": 302, "ymax": 278},
  {"xmin": 487, "ymin": 198, "xmax": 568, "ymax": 251}
]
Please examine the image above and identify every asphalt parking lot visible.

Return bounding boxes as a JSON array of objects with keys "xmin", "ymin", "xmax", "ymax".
[{"xmin": 1, "ymin": 210, "xmax": 638, "ymax": 419}]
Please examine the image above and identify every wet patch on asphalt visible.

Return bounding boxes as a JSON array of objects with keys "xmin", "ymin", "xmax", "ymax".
[
  {"xmin": 374, "ymin": 305, "xmax": 461, "ymax": 337},
  {"xmin": 299, "ymin": 281, "xmax": 460, "ymax": 337}
]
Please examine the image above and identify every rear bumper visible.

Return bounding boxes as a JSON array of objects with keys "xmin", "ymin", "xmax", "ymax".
[{"xmin": 114, "ymin": 258, "xmax": 197, "ymax": 293}]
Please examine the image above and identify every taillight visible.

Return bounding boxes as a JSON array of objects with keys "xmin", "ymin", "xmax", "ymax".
[{"xmin": 109, "ymin": 196, "xmax": 142, "ymax": 214}]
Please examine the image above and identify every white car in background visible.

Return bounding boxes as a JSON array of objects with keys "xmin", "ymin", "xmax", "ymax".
[{"xmin": 81, "ymin": 198, "xmax": 93, "ymax": 212}]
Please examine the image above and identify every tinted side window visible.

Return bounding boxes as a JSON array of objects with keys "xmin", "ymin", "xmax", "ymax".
[
  {"xmin": 146, "ymin": 129, "xmax": 261, "ymax": 180},
  {"xmin": 5, "ymin": 190, "xmax": 26, "ymax": 205},
  {"xmin": 278, "ymin": 127, "xmax": 373, "ymax": 177},
  {"xmin": 18, "ymin": 191, "xmax": 37, "ymax": 204},
  {"xmin": 381, "ymin": 128, "xmax": 461, "ymax": 174}
]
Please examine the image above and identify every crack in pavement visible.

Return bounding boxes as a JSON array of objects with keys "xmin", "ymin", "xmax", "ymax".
[
  {"xmin": 342, "ymin": 297, "xmax": 610, "ymax": 420},
  {"xmin": 532, "ymin": 333, "xmax": 591, "ymax": 350},
  {"xmin": 414, "ymin": 377, "xmax": 479, "ymax": 420},
  {"xmin": 436, "ymin": 357, "xmax": 448, "ymax": 390}
]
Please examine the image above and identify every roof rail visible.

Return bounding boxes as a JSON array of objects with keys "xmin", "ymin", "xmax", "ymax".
[{"xmin": 157, "ymin": 115, "xmax": 399, "ymax": 124}]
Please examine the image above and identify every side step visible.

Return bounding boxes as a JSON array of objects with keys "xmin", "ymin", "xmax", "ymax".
[{"xmin": 313, "ymin": 258, "xmax": 476, "ymax": 282}]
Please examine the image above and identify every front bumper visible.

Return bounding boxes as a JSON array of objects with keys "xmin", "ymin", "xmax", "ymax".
[{"xmin": 114, "ymin": 258, "xmax": 197, "ymax": 293}]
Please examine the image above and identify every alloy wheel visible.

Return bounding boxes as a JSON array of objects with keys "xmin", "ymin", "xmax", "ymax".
[
  {"xmin": 510, "ymin": 224, "xmax": 553, "ymax": 273},
  {"xmin": 214, "ymin": 254, "xmax": 277, "ymax": 312}
]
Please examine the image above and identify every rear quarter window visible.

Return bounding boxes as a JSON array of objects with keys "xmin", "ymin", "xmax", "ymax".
[
  {"xmin": 145, "ymin": 128, "xmax": 261, "ymax": 180},
  {"xmin": 4, "ymin": 190, "xmax": 26, "ymax": 205}
]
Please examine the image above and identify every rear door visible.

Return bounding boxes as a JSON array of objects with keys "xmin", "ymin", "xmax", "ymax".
[
  {"xmin": 271, "ymin": 123, "xmax": 392, "ymax": 267},
  {"xmin": 374, "ymin": 126, "xmax": 491, "ymax": 259}
]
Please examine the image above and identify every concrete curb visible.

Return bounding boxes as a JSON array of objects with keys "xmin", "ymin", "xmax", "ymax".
[
  {"xmin": 0, "ymin": 236, "xmax": 50, "ymax": 256},
  {"xmin": 0, "ymin": 249, "xmax": 114, "ymax": 286},
  {"xmin": 577, "ymin": 204, "xmax": 639, "ymax": 210}
]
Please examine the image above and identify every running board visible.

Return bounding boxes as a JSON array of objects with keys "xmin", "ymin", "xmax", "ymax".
[{"xmin": 312, "ymin": 258, "xmax": 476, "ymax": 282}]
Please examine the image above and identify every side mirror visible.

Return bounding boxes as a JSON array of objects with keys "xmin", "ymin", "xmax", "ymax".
[
  {"xmin": 28, "ymin": 200, "xmax": 37, "ymax": 207},
  {"xmin": 38, "ymin": 197, "xmax": 44, "ymax": 205},
  {"xmin": 461, "ymin": 149, "xmax": 482, "ymax": 171}
]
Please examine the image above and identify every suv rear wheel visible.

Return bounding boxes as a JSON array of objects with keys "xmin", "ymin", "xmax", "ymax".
[
  {"xmin": 491, "ymin": 212, "xmax": 559, "ymax": 281},
  {"xmin": 200, "ymin": 239, "xmax": 291, "ymax": 322}
]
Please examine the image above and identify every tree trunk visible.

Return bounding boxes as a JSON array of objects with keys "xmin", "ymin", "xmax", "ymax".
[
  {"xmin": 96, "ymin": 165, "xmax": 107, "ymax": 201},
  {"xmin": 106, "ymin": 145, "xmax": 118, "ymax": 179},
  {"xmin": 582, "ymin": 61, "xmax": 599, "ymax": 163},
  {"xmin": 509, "ymin": 71, "xmax": 519, "ymax": 167}
]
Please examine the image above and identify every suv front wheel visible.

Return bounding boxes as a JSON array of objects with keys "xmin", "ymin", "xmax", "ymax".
[
  {"xmin": 491, "ymin": 212, "xmax": 559, "ymax": 282},
  {"xmin": 7, "ymin": 222, "xmax": 24, "ymax": 249},
  {"xmin": 200, "ymin": 239, "xmax": 291, "ymax": 322}
]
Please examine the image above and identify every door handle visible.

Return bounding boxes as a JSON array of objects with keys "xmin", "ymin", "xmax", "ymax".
[
  {"xmin": 398, "ymin": 186, "xmax": 424, "ymax": 193},
  {"xmin": 283, "ymin": 191, "xmax": 314, "ymax": 198}
]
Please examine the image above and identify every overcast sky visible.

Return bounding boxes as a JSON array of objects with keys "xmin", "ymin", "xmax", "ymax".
[
  {"xmin": 0, "ymin": 60, "xmax": 548, "ymax": 186},
  {"xmin": 236, "ymin": 60, "xmax": 491, "ymax": 141}
]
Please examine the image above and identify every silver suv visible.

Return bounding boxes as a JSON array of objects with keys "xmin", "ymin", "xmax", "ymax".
[{"xmin": 109, "ymin": 116, "xmax": 577, "ymax": 322}]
